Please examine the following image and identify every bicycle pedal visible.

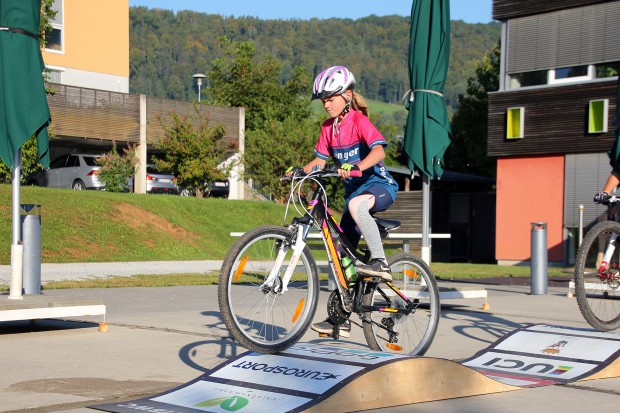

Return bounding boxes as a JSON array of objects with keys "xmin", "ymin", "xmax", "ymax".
[{"xmin": 318, "ymin": 330, "xmax": 342, "ymax": 339}]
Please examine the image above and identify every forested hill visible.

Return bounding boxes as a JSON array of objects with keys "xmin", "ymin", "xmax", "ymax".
[{"xmin": 129, "ymin": 7, "xmax": 500, "ymax": 112}]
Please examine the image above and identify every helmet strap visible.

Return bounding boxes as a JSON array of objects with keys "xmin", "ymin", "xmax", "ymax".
[{"xmin": 338, "ymin": 92, "xmax": 352, "ymax": 118}]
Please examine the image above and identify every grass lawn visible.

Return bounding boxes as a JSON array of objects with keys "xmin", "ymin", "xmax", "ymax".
[{"xmin": 0, "ymin": 184, "xmax": 572, "ymax": 291}]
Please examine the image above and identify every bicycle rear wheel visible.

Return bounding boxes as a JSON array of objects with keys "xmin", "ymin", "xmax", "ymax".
[
  {"xmin": 574, "ymin": 220, "xmax": 620, "ymax": 331},
  {"xmin": 362, "ymin": 253, "xmax": 440, "ymax": 355},
  {"xmin": 218, "ymin": 225, "xmax": 320, "ymax": 354}
]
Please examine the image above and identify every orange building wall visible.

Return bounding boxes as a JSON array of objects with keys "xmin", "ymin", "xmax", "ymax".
[
  {"xmin": 42, "ymin": 0, "xmax": 129, "ymax": 77},
  {"xmin": 496, "ymin": 156, "xmax": 565, "ymax": 262}
]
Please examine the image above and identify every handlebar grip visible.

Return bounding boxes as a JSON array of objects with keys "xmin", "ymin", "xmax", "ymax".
[{"xmin": 349, "ymin": 170, "xmax": 362, "ymax": 178}]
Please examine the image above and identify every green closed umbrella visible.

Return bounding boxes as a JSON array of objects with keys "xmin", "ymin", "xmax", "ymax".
[
  {"xmin": 404, "ymin": 0, "xmax": 452, "ymax": 179},
  {"xmin": 0, "ymin": 0, "xmax": 50, "ymax": 168},
  {"xmin": 403, "ymin": 0, "xmax": 451, "ymax": 263},
  {"xmin": 0, "ymin": 0, "xmax": 50, "ymax": 298}
]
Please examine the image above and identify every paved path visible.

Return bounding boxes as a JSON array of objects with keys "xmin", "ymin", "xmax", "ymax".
[
  {"xmin": 0, "ymin": 260, "xmax": 224, "ymax": 283},
  {"xmin": 0, "ymin": 279, "xmax": 618, "ymax": 412}
]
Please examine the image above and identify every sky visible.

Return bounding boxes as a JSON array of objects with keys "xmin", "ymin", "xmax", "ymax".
[{"xmin": 128, "ymin": 0, "xmax": 494, "ymax": 24}]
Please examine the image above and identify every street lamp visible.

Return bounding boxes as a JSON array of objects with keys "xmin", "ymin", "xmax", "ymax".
[{"xmin": 192, "ymin": 73, "xmax": 206, "ymax": 102}]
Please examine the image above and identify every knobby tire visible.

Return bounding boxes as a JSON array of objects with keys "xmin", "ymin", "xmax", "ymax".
[
  {"xmin": 218, "ymin": 225, "xmax": 320, "ymax": 354},
  {"xmin": 362, "ymin": 253, "xmax": 440, "ymax": 355},
  {"xmin": 574, "ymin": 220, "xmax": 620, "ymax": 331}
]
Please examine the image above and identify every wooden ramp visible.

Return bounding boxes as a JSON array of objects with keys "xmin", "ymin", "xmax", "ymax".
[{"xmin": 91, "ymin": 324, "xmax": 620, "ymax": 413}]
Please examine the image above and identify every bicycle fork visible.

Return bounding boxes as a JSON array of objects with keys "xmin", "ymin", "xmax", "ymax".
[
  {"xmin": 260, "ymin": 224, "xmax": 310, "ymax": 293},
  {"xmin": 600, "ymin": 232, "xmax": 620, "ymax": 282}
]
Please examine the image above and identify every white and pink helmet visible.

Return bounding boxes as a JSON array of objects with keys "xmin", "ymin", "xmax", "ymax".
[{"xmin": 311, "ymin": 66, "xmax": 356, "ymax": 101}]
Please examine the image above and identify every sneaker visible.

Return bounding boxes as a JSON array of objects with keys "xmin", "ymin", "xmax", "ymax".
[
  {"xmin": 357, "ymin": 258, "xmax": 392, "ymax": 281},
  {"xmin": 310, "ymin": 318, "xmax": 351, "ymax": 338}
]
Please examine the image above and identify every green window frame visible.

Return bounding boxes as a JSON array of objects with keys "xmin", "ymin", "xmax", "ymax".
[
  {"xmin": 507, "ymin": 107, "xmax": 524, "ymax": 139},
  {"xmin": 588, "ymin": 99, "xmax": 609, "ymax": 134}
]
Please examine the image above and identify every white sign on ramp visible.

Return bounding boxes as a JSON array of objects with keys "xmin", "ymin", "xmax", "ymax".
[
  {"xmin": 462, "ymin": 324, "xmax": 620, "ymax": 387},
  {"xmin": 91, "ymin": 344, "xmax": 410, "ymax": 413},
  {"xmin": 91, "ymin": 325, "xmax": 620, "ymax": 413}
]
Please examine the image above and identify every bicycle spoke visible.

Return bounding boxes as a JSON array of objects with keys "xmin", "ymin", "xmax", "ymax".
[
  {"xmin": 574, "ymin": 221, "xmax": 620, "ymax": 331},
  {"xmin": 362, "ymin": 253, "xmax": 439, "ymax": 355},
  {"xmin": 219, "ymin": 226, "xmax": 319, "ymax": 353}
]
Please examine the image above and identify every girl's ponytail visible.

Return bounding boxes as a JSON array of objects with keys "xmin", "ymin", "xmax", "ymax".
[{"xmin": 351, "ymin": 91, "xmax": 369, "ymax": 117}]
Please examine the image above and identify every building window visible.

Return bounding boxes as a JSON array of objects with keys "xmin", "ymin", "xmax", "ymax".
[
  {"xmin": 548, "ymin": 65, "xmax": 593, "ymax": 85},
  {"xmin": 596, "ymin": 62, "xmax": 619, "ymax": 79},
  {"xmin": 588, "ymin": 99, "xmax": 609, "ymax": 134},
  {"xmin": 45, "ymin": 0, "xmax": 63, "ymax": 53},
  {"xmin": 508, "ymin": 63, "xmax": 618, "ymax": 89},
  {"xmin": 507, "ymin": 107, "xmax": 524, "ymax": 139},
  {"xmin": 509, "ymin": 70, "xmax": 548, "ymax": 89}
]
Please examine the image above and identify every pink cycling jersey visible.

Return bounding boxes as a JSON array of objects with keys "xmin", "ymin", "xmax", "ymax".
[{"xmin": 314, "ymin": 109, "xmax": 398, "ymax": 201}]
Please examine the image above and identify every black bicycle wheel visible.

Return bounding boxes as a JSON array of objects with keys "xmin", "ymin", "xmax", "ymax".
[
  {"xmin": 574, "ymin": 220, "xmax": 620, "ymax": 331},
  {"xmin": 362, "ymin": 253, "xmax": 440, "ymax": 355},
  {"xmin": 218, "ymin": 225, "xmax": 320, "ymax": 354}
]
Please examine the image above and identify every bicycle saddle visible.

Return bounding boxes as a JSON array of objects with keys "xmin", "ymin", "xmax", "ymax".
[{"xmin": 374, "ymin": 217, "xmax": 401, "ymax": 231}]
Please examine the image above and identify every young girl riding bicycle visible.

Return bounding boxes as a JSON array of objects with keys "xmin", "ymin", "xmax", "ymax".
[{"xmin": 295, "ymin": 65, "xmax": 399, "ymax": 336}]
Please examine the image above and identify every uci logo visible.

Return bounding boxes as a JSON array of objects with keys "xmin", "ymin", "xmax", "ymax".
[
  {"xmin": 195, "ymin": 396, "xmax": 250, "ymax": 411},
  {"xmin": 483, "ymin": 357, "xmax": 573, "ymax": 375}
]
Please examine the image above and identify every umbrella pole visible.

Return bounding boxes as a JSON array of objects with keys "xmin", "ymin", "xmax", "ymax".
[
  {"xmin": 421, "ymin": 174, "xmax": 431, "ymax": 265},
  {"xmin": 9, "ymin": 148, "xmax": 23, "ymax": 300}
]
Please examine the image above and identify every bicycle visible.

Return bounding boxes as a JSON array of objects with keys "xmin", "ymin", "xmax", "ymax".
[
  {"xmin": 218, "ymin": 166, "xmax": 440, "ymax": 355},
  {"xmin": 574, "ymin": 195, "xmax": 620, "ymax": 331}
]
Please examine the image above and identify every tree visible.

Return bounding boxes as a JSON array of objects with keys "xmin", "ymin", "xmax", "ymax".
[
  {"xmin": 207, "ymin": 37, "xmax": 313, "ymax": 129},
  {"xmin": 97, "ymin": 143, "xmax": 137, "ymax": 192},
  {"xmin": 206, "ymin": 37, "xmax": 318, "ymax": 201},
  {"xmin": 245, "ymin": 116, "xmax": 318, "ymax": 202},
  {"xmin": 445, "ymin": 42, "xmax": 500, "ymax": 177},
  {"xmin": 153, "ymin": 108, "xmax": 233, "ymax": 197}
]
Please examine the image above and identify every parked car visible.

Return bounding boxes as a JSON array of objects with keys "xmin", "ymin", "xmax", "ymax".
[
  {"xmin": 208, "ymin": 179, "xmax": 230, "ymax": 198},
  {"xmin": 179, "ymin": 179, "xmax": 229, "ymax": 198},
  {"xmin": 26, "ymin": 153, "xmax": 104, "ymax": 190},
  {"xmin": 128, "ymin": 165, "xmax": 179, "ymax": 195}
]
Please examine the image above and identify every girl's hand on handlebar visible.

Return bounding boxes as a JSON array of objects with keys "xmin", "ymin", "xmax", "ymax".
[
  {"xmin": 284, "ymin": 166, "xmax": 304, "ymax": 177},
  {"xmin": 338, "ymin": 163, "xmax": 361, "ymax": 179},
  {"xmin": 594, "ymin": 191, "xmax": 611, "ymax": 205}
]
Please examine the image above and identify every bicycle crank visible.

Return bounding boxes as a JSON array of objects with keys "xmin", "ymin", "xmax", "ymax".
[{"xmin": 327, "ymin": 290, "xmax": 351, "ymax": 325}]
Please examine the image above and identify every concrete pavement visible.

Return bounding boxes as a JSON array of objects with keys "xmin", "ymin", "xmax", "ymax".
[
  {"xmin": 0, "ymin": 279, "xmax": 619, "ymax": 412},
  {"xmin": 0, "ymin": 261, "xmax": 224, "ymax": 284}
]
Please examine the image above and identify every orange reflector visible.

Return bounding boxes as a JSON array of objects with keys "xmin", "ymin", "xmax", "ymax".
[
  {"xmin": 402, "ymin": 269, "xmax": 416, "ymax": 277},
  {"xmin": 292, "ymin": 298, "xmax": 305, "ymax": 323},
  {"xmin": 385, "ymin": 343, "xmax": 403, "ymax": 351},
  {"xmin": 234, "ymin": 256, "xmax": 248, "ymax": 282}
]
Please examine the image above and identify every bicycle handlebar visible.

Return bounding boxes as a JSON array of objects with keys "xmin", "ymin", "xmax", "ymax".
[{"xmin": 281, "ymin": 165, "xmax": 362, "ymax": 181}]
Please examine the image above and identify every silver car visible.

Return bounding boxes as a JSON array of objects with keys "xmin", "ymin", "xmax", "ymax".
[
  {"xmin": 26, "ymin": 153, "xmax": 104, "ymax": 190},
  {"xmin": 144, "ymin": 165, "xmax": 179, "ymax": 194},
  {"xmin": 128, "ymin": 165, "xmax": 179, "ymax": 194}
]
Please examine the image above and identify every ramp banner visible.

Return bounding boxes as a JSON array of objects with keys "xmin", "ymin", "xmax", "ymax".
[
  {"xmin": 91, "ymin": 325, "xmax": 620, "ymax": 413},
  {"xmin": 462, "ymin": 324, "xmax": 620, "ymax": 387},
  {"xmin": 91, "ymin": 344, "xmax": 410, "ymax": 413}
]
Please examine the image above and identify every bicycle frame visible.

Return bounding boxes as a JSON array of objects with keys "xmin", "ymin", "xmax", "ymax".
[
  {"xmin": 287, "ymin": 171, "xmax": 416, "ymax": 321},
  {"xmin": 219, "ymin": 167, "xmax": 440, "ymax": 354},
  {"xmin": 597, "ymin": 197, "xmax": 620, "ymax": 281}
]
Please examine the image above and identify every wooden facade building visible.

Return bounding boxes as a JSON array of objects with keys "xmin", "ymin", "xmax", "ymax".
[{"xmin": 490, "ymin": 0, "xmax": 620, "ymax": 265}]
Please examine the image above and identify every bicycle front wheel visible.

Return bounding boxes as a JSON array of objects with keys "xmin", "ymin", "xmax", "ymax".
[
  {"xmin": 362, "ymin": 253, "xmax": 440, "ymax": 355},
  {"xmin": 218, "ymin": 225, "xmax": 320, "ymax": 354},
  {"xmin": 574, "ymin": 220, "xmax": 620, "ymax": 331}
]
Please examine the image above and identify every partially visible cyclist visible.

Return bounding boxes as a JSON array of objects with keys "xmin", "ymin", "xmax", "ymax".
[
  {"xmin": 594, "ymin": 114, "xmax": 620, "ymax": 207},
  {"xmin": 289, "ymin": 65, "xmax": 399, "ymax": 337}
]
